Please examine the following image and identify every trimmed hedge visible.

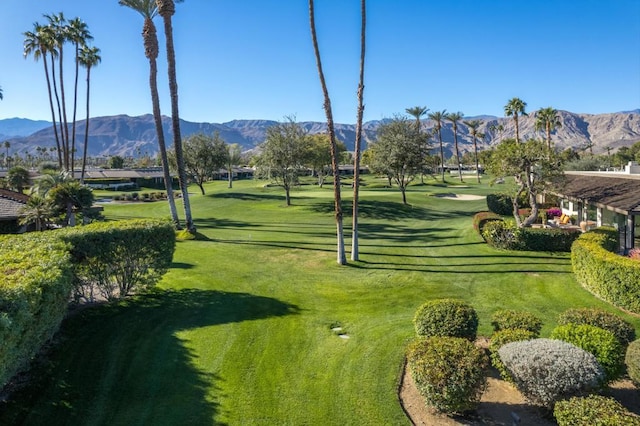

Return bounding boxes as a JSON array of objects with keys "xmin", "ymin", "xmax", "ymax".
[
  {"xmin": 558, "ymin": 307, "xmax": 636, "ymax": 347},
  {"xmin": 626, "ymin": 339, "xmax": 640, "ymax": 387},
  {"xmin": 550, "ymin": 324, "xmax": 625, "ymax": 382},
  {"xmin": 60, "ymin": 219, "xmax": 176, "ymax": 302},
  {"xmin": 491, "ymin": 310, "xmax": 542, "ymax": 336},
  {"xmin": 554, "ymin": 395, "xmax": 640, "ymax": 426},
  {"xmin": 571, "ymin": 227, "xmax": 640, "ymax": 314},
  {"xmin": 413, "ymin": 299, "xmax": 478, "ymax": 340},
  {"xmin": 406, "ymin": 337, "xmax": 488, "ymax": 414},
  {"xmin": 472, "ymin": 211, "xmax": 503, "ymax": 238},
  {"xmin": 0, "ymin": 233, "xmax": 72, "ymax": 389},
  {"xmin": 486, "ymin": 193, "xmax": 514, "ymax": 216},
  {"xmin": 482, "ymin": 220, "xmax": 580, "ymax": 252}
]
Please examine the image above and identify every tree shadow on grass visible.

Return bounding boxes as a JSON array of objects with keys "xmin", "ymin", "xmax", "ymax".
[
  {"xmin": 0, "ymin": 289, "xmax": 299, "ymax": 426},
  {"xmin": 309, "ymin": 199, "xmax": 472, "ymax": 222}
]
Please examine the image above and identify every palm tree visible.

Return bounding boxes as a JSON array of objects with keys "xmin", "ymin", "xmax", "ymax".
[
  {"xmin": 226, "ymin": 143, "xmax": 243, "ymax": 188},
  {"xmin": 19, "ymin": 195, "xmax": 55, "ymax": 231},
  {"xmin": 351, "ymin": 0, "xmax": 366, "ymax": 262},
  {"xmin": 155, "ymin": 0, "xmax": 194, "ymax": 233},
  {"xmin": 0, "ymin": 86, "xmax": 3, "ymax": 100},
  {"xmin": 3, "ymin": 141, "xmax": 9, "ymax": 165},
  {"xmin": 7, "ymin": 166, "xmax": 31, "ymax": 193},
  {"xmin": 119, "ymin": 0, "xmax": 181, "ymax": 228},
  {"xmin": 78, "ymin": 45, "xmax": 100, "ymax": 184},
  {"xmin": 489, "ymin": 123, "xmax": 505, "ymax": 142},
  {"xmin": 405, "ymin": 106, "xmax": 428, "ymax": 131},
  {"xmin": 309, "ymin": 0, "xmax": 346, "ymax": 265},
  {"xmin": 504, "ymin": 97, "xmax": 527, "ymax": 143},
  {"xmin": 446, "ymin": 111, "xmax": 464, "ymax": 182},
  {"xmin": 428, "ymin": 110, "xmax": 447, "ymax": 182},
  {"xmin": 67, "ymin": 17, "xmax": 93, "ymax": 173},
  {"xmin": 24, "ymin": 23, "xmax": 63, "ymax": 168},
  {"xmin": 45, "ymin": 12, "xmax": 71, "ymax": 170},
  {"xmin": 463, "ymin": 119, "xmax": 482, "ymax": 183},
  {"xmin": 535, "ymin": 107, "xmax": 562, "ymax": 151}
]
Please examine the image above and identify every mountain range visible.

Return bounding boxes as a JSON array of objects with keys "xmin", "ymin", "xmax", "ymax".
[{"xmin": 1, "ymin": 109, "xmax": 639, "ymax": 159}]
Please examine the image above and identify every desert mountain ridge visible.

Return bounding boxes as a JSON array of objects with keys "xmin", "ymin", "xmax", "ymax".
[{"xmin": 1, "ymin": 109, "xmax": 638, "ymax": 159}]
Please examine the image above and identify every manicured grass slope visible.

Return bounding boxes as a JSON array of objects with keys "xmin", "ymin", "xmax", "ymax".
[{"xmin": 2, "ymin": 178, "xmax": 638, "ymax": 425}]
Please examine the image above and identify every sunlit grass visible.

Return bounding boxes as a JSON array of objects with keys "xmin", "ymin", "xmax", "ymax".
[{"xmin": 1, "ymin": 176, "xmax": 637, "ymax": 425}]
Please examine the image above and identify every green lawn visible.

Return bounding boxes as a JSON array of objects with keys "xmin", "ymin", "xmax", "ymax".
[{"xmin": 2, "ymin": 177, "xmax": 638, "ymax": 425}]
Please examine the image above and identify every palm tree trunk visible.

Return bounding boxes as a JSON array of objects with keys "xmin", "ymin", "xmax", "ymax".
[
  {"xmin": 160, "ymin": 9, "xmax": 195, "ymax": 233},
  {"xmin": 50, "ymin": 52, "xmax": 68, "ymax": 171},
  {"xmin": 58, "ymin": 45, "xmax": 71, "ymax": 172},
  {"xmin": 351, "ymin": 0, "xmax": 366, "ymax": 262},
  {"xmin": 514, "ymin": 114, "xmax": 520, "ymax": 144},
  {"xmin": 474, "ymin": 137, "xmax": 480, "ymax": 184},
  {"xmin": 438, "ymin": 130, "xmax": 445, "ymax": 182},
  {"xmin": 309, "ymin": 0, "xmax": 346, "ymax": 265},
  {"xmin": 454, "ymin": 127, "xmax": 463, "ymax": 182},
  {"xmin": 43, "ymin": 55, "xmax": 63, "ymax": 169},
  {"xmin": 71, "ymin": 42, "xmax": 81, "ymax": 174},
  {"xmin": 144, "ymin": 18, "xmax": 181, "ymax": 229},
  {"xmin": 80, "ymin": 66, "xmax": 91, "ymax": 184},
  {"xmin": 227, "ymin": 166, "xmax": 233, "ymax": 188}
]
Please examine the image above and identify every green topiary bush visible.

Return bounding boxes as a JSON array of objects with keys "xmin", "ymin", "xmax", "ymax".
[
  {"xmin": 498, "ymin": 338, "xmax": 605, "ymax": 408},
  {"xmin": 554, "ymin": 394, "xmax": 640, "ymax": 426},
  {"xmin": 482, "ymin": 220, "xmax": 523, "ymax": 250},
  {"xmin": 489, "ymin": 328, "xmax": 535, "ymax": 382},
  {"xmin": 60, "ymin": 219, "xmax": 176, "ymax": 302},
  {"xmin": 571, "ymin": 227, "xmax": 640, "ymax": 314},
  {"xmin": 472, "ymin": 211, "xmax": 503, "ymax": 239},
  {"xmin": 626, "ymin": 339, "xmax": 640, "ymax": 387},
  {"xmin": 413, "ymin": 299, "xmax": 479, "ymax": 340},
  {"xmin": 558, "ymin": 307, "xmax": 636, "ymax": 347},
  {"xmin": 406, "ymin": 337, "xmax": 488, "ymax": 414},
  {"xmin": 491, "ymin": 310, "xmax": 542, "ymax": 336},
  {"xmin": 0, "ymin": 233, "xmax": 73, "ymax": 389},
  {"xmin": 486, "ymin": 193, "xmax": 514, "ymax": 216},
  {"xmin": 520, "ymin": 227, "xmax": 581, "ymax": 252},
  {"xmin": 550, "ymin": 324, "xmax": 625, "ymax": 382}
]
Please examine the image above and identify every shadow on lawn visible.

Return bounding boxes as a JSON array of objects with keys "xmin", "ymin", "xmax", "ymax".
[
  {"xmin": 0, "ymin": 289, "xmax": 299, "ymax": 426},
  {"xmin": 309, "ymin": 200, "xmax": 472, "ymax": 222}
]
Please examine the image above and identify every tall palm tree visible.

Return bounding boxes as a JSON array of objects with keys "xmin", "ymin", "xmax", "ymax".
[
  {"xmin": 0, "ymin": 86, "xmax": 3, "ymax": 100},
  {"xmin": 3, "ymin": 141, "xmax": 10, "ymax": 167},
  {"xmin": 155, "ymin": 0, "xmax": 194, "ymax": 233},
  {"xmin": 489, "ymin": 123, "xmax": 505, "ymax": 142},
  {"xmin": 45, "ymin": 12, "xmax": 71, "ymax": 170},
  {"xmin": 504, "ymin": 97, "xmax": 527, "ymax": 143},
  {"xmin": 535, "ymin": 107, "xmax": 562, "ymax": 152},
  {"xmin": 119, "ymin": 0, "xmax": 181, "ymax": 228},
  {"xmin": 226, "ymin": 143, "xmax": 243, "ymax": 188},
  {"xmin": 446, "ymin": 111, "xmax": 464, "ymax": 182},
  {"xmin": 24, "ymin": 23, "xmax": 63, "ymax": 168},
  {"xmin": 405, "ymin": 106, "xmax": 428, "ymax": 131},
  {"xmin": 67, "ymin": 17, "xmax": 93, "ymax": 173},
  {"xmin": 78, "ymin": 45, "xmax": 100, "ymax": 184},
  {"xmin": 463, "ymin": 119, "xmax": 482, "ymax": 183},
  {"xmin": 428, "ymin": 110, "xmax": 447, "ymax": 182},
  {"xmin": 309, "ymin": 0, "xmax": 346, "ymax": 265},
  {"xmin": 351, "ymin": 0, "xmax": 366, "ymax": 262}
]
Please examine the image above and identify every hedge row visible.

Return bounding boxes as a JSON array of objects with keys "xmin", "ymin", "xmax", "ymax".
[
  {"xmin": 0, "ymin": 219, "xmax": 175, "ymax": 390},
  {"xmin": 482, "ymin": 220, "xmax": 580, "ymax": 252},
  {"xmin": 472, "ymin": 211, "xmax": 502, "ymax": 238},
  {"xmin": 60, "ymin": 219, "xmax": 176, "ymax": 302},
  {"xmin": 571, "ymin": 227, "xmax": 640, "ymax": 314},
  {"xmin": 0, "ymin": 233, "xmax": 72, "ymax": 388}
]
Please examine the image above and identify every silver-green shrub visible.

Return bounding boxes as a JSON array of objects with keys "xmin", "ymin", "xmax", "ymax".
[{"xmin": 498, "ymin": 338, "xmax": 605, "ymax": 408}]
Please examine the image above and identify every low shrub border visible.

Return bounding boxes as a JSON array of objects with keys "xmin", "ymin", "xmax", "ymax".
[
  {"xmin": 571, "ymin": 227, "xmax": 640, "ymax": 314},
  {"xmin": 554, "ymin": 394, "xmax": 640, "ymax": 426},
  {"xmin": 472, "ymin": 211, "xmax": 503, "ymax": 239},
  {"xmin": 482, "ymin": 220, "xmax": 580, "ymax": 252}
]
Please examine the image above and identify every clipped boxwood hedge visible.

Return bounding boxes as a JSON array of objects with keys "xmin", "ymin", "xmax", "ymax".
[
  {"xmin": 554, "ymin": 395, "xmax": 640, "ymax": 426},
  {"xmin": 520, "ymin": 227, "xmax": 581, "ymax": 252},
  {"xmin": 413, "ymin": 299, "xmax": 479, "ymax": 340},
  {"xmin": 60, "ymin": 219, "xmax": 176, "ymax": 302},
  {"xmin": 486, "ymin": 193, "xmax": 514, "ymax": 216},
  {"xmin": 472, "ymin": 211, "xmax": 503, "ymax": 239},
  {"xmin": 0, "ymin": 233, "xmax": 72, "ymax": 389},
  {"xmin": 571, "ymin": 227, "xmax": 640, "ymax": 314}
]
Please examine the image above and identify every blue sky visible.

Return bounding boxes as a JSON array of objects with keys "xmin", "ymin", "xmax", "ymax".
[{"xmin": 0, "ymin": 0, "xmax": 639, "ymax": 124}]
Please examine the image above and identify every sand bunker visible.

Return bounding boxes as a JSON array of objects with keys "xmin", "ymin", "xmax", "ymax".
[{"xmin": 435, "ymin": 193, "xmax": 486, "ymax": 201}]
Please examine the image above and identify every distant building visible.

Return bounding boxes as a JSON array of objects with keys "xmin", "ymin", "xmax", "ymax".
[
  {"xmin": 554, "ymin": 162, "xmax": 640, "ymax": 253},
  {"xmin": 0, "ymin": 189, "xmax": 29, "ymax": 234}
]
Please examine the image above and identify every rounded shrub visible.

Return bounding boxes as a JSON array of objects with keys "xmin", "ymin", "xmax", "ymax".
[
  {"xmin": 498, "ymin": 338, "xmax": 605, "ymax": 408},
  {"xmin": 406, "ymin": 337, "xmax": 488, "ymax": 414},
  {"xmin": 481, "ymin": 220, "xmax": 523, "ymax": 251},
  {"xmin": 472, "ymin": 211, "xmax": 503, "ymax": 238},
  {"xmin": 558, "ymin": 307, "xmax": 636, "ymax": 347},
  {"xmin": 489, "ymin": 328, "xmax": 535, "ymax": 382},
  {"xmin": 491, "ymin": 310, "xmax": 542, "ymax": 336},
  {"xmin": 626, "ymin": 339, "xmax": 640, "ymax": 387},
  {"xmin": 550, "ymin": 323, "xmax": 625, "ymax": 382},
  {"xmin": 486, "ymin": 193, "xmax": 514, "ymax": 216},
  {"xmin": 413, "ymin": 299, "xmax": 478, "ymax": 340},
  {"xmin": 554, "ymin": 394, "xmax": 640, "ymax": 426}
]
